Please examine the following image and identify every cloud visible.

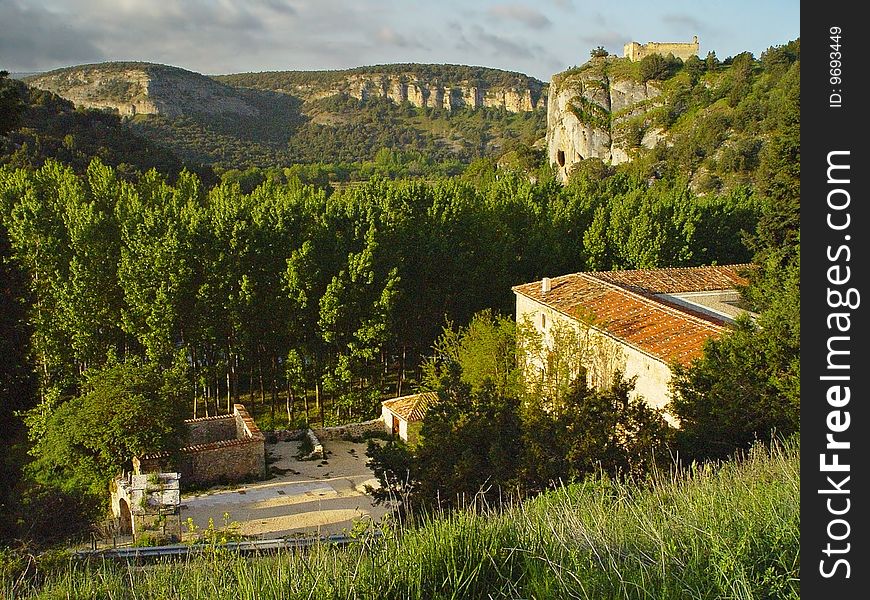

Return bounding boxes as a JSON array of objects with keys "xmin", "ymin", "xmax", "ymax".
[
  {"xmin": 375, "ymin": 26, "xmax": 428, "ymax": 50},
  {"xmin": 255, "ymin": 0, "xmax": 297, "ymax": 15},
  {"xmin": 579, "ymin": 30, "xmax": 627, "ymax": 52},
  {"xmin": 662, "ymin": 13, "xmax": 705, "ymax": 33},
  {"xmin": 0, "ymin": 1, "xmax": 105, "ymax": 71},
  {"xmin": 487, "ymin": 4, "xmax": 552, "ymax": 29}
]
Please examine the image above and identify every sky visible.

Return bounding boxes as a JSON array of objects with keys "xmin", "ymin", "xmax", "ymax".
[{"xmin": 1, "ymin": 0, "xmax": 799, "ymax": 81}]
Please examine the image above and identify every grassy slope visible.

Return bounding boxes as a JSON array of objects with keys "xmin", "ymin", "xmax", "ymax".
[{"xmin": 9, "ymin": 438, "xmax": 798, "ymax": 599}]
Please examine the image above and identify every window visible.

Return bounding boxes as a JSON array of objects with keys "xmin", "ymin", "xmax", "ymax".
[{"xmin": 541, "ymin": 313, "xmax": 547, "ymax": 328}]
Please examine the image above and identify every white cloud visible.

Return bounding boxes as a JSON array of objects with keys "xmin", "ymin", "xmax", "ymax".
[{"xmin": 487, "ymin": 3, "xmax": 552, "ymax": 29}]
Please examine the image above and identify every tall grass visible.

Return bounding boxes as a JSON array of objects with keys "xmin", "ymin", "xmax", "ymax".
[{"xmin": 4, "ymin": 438, "xmax": 799, "ymax": 599}]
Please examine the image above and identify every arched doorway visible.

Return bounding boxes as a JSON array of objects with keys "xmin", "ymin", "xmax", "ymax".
[{"xmin": 118, "ymin": 498, "xmax": 133, "ymax": 535}]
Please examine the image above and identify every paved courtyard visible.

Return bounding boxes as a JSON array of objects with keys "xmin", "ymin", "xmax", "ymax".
[{"xmin": 180, "ymin": 438, "xmax": 389, "ymax": 540}]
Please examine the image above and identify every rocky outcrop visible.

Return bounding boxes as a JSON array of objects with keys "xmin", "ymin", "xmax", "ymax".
[
  {"xmin": 25, "ymin": 62, "xmax": 259, "ymax": 118},
  {"xmin": 285, "ymin": 72, "xmax": 545, "ymax": 113},
  {"xmin": 547, "ymin": 58, "xmax": 663, "ymax": 182},
  {"xmin": 31, "ymin": 63, "xmax": 548, "ymax": 118}
]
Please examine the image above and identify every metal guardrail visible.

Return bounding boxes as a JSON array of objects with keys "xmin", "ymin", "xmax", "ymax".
[{"xmin": 74, "ymin": 532, "xmax": 381, "ymax": 561}]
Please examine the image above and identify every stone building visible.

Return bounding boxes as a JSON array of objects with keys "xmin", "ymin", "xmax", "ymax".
[
  {"xmin": 110, "ymin": 471, "xmax": 181, "ymax": 537},
  {"xmin": 623, "ymin": 36, "xmax": 699, "ymax": 62},
  {"xmin": 513, "ymin": 265, "xmax": 750, "ymax": 421},
  {"xmin": 381, "ymin": 392, "xmax": 437, "ymax": 444},
  {"xmin": 134, "ymin": 404, "xmax": 265, "ymax": 487}
]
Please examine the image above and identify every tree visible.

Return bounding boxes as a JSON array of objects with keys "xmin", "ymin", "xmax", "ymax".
[
  {"xmin": 26, "ymin": 358, "xmax": 189, "ymax": 498},
  {"xmin": 413, "ymin": 367, "xmax": 522, "ymax": 511},
  {"xmin": 365, "ymin": 438, "xmax": 418, "ymax": 519},
  {"xmin": 670, "ymin": 314, "xmax": 799, "ymax": 461},
  {"xmin": 0, "ymin": 71, "xmax": 25, "ymax": 136},
  {"xmin": 670, "ymin": 45, "xmax": 800, "ymax": 462},
  {"xmin": 590, "ymin": 46, "xmax": 608, "ymax": 58},
  {"xmin": 639, "ymin": 53, "xmax": 681, "ymax": 82},
  {"xmin": 705, "ymin": 51, "xmax": 719, "ymax": 72},
  {"xmin": 519, "ymin": 373, "xmax": 672, "ymax": 492},
  {"xmin": 423, "ymin": 310, "xmax": 520, "ymax": 398},
  {"xmin": 0, "ymin": 220, "xmax": 38, "ymax": 543}
]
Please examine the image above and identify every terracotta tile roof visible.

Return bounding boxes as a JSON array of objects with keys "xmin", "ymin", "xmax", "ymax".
[
  {"xmin": 382, "ymin": 392, "xmax": 438, "ymax": 422},
  {"xmin": 587, "ymin": 264, "xmax": 751, "ymax": 294},
  {"xmin": 512, "ymin": 265, "xmax": 750, "ymax": 366}
]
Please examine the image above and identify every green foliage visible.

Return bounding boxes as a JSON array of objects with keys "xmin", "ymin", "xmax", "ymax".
[
  {"xmin": 579, "ymin": 176, "xmax": 758, "ymax": 270},
  {"xmin": 125, "ymin": 80, "xmax": 547, "ymax": 171},
  {"xmin": 573, "ymin": 39, "xmax": 800, "ymax": 198},
  {"xmin": 639, "ymin": 53, "xmax": 683, "ymax": 82},
  {"xmin": 519, "ymin": 374, "xmax": 672, "ymax": 492},
  {"xmin": 365, "ymin": 438, "xmax": 418, "ymax": 515},
  {"xmin": 26, "ymin": 359, "xmax": 189, "ymax": 497},
  {"xmin": 0, "ymin": 83, "xmax": 211, "ymax": 183},
  {"xmin": 6, "ymin": 438, "xmax": 799, "ymax": 599},
  {"xmin": 669, "ymin": 40, "xmax": 800, "ymax": 463},
  {"xmin": 568, "ymin": 94, "xmax": 610, "ymax": 130},
  {"xmin": 423, "ymin": 310, "xmax": 520, "ymax": 398},
  {"xmin": 671, "ymin": 315, "xmax": 798, "ymax": 461},
  {"xmin": 376, "ymin": 309, "xmax": 672, "ymax": 513},
  {"xmin": 0, "ymin": 71, "xmax": 26, "ymax": 135},
  {"xmin": 589, "ymin": 46, "xmax": 609, "ymax": 58},
  {"xmin": 414, "ymin": 369, "xmax": 523, "ymax": 511}
]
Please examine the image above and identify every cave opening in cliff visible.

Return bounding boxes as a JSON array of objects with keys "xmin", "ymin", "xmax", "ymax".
[{"xmin": 557, "ymin": 149, "xmax": 565, "ymax": 167}]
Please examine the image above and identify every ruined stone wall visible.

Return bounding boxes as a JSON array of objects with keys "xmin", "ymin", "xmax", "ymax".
[
  {"xmin": 624, "ymin": 37, "xmax": 699, "ymax": 62},
  {"xmin": 186, "ymin": 415, "xmax": 237, "ymax": 445},
  {"xmin": 313, "ymin": 419, "xmax": 384, "ymax": 441},
  {"xmin": 176, "ymin": 437, "xmax": 265, "ymax": 486},
  {"xmin": 135, "ymin": 404, "xmax": 265, "ymax": 487}
]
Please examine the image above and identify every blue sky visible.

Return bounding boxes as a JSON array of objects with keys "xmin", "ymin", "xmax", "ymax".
[{"xmin": 1, "ymin": 0, "xmax": 799, "ymax": 80}]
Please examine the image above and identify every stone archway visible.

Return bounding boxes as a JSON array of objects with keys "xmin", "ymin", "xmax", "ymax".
[
  {"xmin": 556, "ymin": 149, "xmax": 566, "ymax": 167},
  {"xmin": 118, "ymin": 498, "xmax": 133, "ymax": 535}
]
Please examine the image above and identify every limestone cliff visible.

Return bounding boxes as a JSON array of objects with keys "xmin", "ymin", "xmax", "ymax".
[
  {"xmin": 218, "ymin": 65, "xmax": 547, "ymax": 113},
  {"xmin": 547, "ymin": 57, "xmax": 662, "ymax": 182},
  {"xmin": 323, "ymin": 73, "xmax": 543, "ymax": 112},
  {"xmin": 25, "ymin": 62, "xmax": 259, "ymax": 118}
]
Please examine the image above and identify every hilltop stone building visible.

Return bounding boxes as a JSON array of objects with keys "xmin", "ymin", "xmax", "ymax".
[
  {"xmin": 513, "ymin": 265, "xmax": 750, "ymax": 421},
  {"xmin": 624, "ymin": 36, "xmax": 699, "ymax": 62}
]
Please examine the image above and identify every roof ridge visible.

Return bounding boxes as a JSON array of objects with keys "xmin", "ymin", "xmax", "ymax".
[
  {"xmin": 511, "ymin": 263, "xmax": 752, "ymax": 293},
  {"xmin": 575, "ymin": 272, "xmax": 726, "ymax": 334}
]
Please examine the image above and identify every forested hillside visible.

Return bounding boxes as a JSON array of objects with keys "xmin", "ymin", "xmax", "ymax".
[
  {"xmin": 0, "ymin": 75, "xmax": 213, "ymax": 183},
  {"xmin": 24, "ymin": 62, "xmax": 548, "ymax": 171}
]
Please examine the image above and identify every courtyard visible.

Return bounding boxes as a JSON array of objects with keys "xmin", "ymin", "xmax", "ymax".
[{"xmin": 179, "ymin": 438, "xmax": 388, "ymax": 540}]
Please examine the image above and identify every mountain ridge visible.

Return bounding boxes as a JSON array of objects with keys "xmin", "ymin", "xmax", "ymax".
[{"xmin": 26, "ymin": 61, "xmax": 547, "ymax": 117}]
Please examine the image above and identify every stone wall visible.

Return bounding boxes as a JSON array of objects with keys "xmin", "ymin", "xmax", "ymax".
[
  {"xmin": 312, "ymin": 419, "xmax": 384, "ymax": 441},
  {"xmin": 135, "ymin": 404, "xmax": 265, "ymax": 487},
  {"xmin": 186, "ymin": 415, "xmax": 237, "ymax": 445},
  {"xmin": 175, "ymin": 437, "xmax": 265, "ymax": 486},
  {"xmin": 624, "ymin": 37, "xmax": 699, "ymax": 62}
]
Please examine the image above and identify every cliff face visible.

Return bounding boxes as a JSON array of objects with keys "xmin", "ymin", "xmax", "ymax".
[
  {"xmin": 547, "ymin": 58, "xmax": 662, "ymax": 182},
  {"xmin": 28, "ymin": 63, "xmax": 546, "ymax": 119},
  {"xmin": 25, "ymin": 63, "xmax": 259, "ymax": 118},
  {"xmin": 254, "ymin": 72, "xmax": 545, "ymax": 113}
]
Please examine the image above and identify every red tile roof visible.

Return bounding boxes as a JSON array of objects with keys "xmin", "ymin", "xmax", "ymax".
[
  {"xmin": 512, "ymin": 265, "xmax": 750, "ymax": 366},
  {"xmin": 382, "ymin": 392, "xmax": 438, "ymax": 422},
  {"xmin": 587, "ymin": 264, "xmax": 751, "ymax": 294}
]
